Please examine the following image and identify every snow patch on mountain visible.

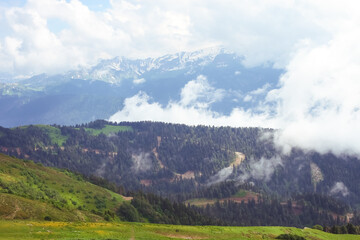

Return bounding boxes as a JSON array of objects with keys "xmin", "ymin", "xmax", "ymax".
[{"xmin": 66, "ymin": 47, "xmax": 228, "ymax": 84}]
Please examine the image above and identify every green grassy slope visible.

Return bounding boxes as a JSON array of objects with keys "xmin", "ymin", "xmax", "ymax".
[
  {"xmin": 0, "ymin": 194, "xmax": 102, "ymax": 222},
  {"xmin": 84, "ymin": 124, "xmax": 133, "ymax": 136},
  {"xmin": 0, "ymin": 154, "xmax": 125, "ymax": 221},
  {"xmin": 0, "ymin": 220, "xmax": 359, "ymax": 240},
  {"xmin": 38, "ymin": 125, "xmax": 68, "ymax": 146},
  {"xmin": 11, "ymin": 124, "xmax": 133, "ymax": 145},
  {"xmin": 12, "ymin": 125, "xmax": 68, "ymax": 146}
]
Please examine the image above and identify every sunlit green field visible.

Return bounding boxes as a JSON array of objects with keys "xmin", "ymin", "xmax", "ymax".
[
  {"xmin": 84, "ymin": 125, "xmax": 133, "ymax": 136},
  {"xmin": 0, "ymin": 154, "xmax": 125, "ymax": 222},
  {"xmin": 1, "ymin": 220, "xmax": 360, "ymax": 240}
]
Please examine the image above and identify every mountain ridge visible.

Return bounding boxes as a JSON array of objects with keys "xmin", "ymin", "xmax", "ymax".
[
  {"xmin": 0, "ymin": 48, "xmax": 282, "ymax": 127},
  {"xmin": 66, "ymin": 47, "xmax": 229, "ymax": 84}
]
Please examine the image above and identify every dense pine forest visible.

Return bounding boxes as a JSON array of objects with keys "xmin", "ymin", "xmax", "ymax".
[{"xmin": 0, "ymin": 120, "xmax": 276, "ymax": 192}]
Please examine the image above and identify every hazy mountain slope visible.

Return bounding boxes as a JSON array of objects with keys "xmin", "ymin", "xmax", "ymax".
[
  {"xmin": 0, "ymin": 48, "xmax": 282, "ymax": 127},
  {"xmin": 0, "ymin": 79, "xmax": 124, "ymax": 127}
]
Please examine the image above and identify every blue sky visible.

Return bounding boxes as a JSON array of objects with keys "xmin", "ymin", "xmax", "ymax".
[
  {"xmin": 81, "ymin": 0, "xmax": 111, "ymax": 11},
  {"xmin": 0, "ymin": 0, "xmax": 111, "ymax": 10}
]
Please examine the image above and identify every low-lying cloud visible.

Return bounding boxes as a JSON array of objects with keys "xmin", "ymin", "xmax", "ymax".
[
  {"xmin": 237, "ymin": 156, "xmax": 283, "ymax": 182},
  {"xmin": 131, "ymin": 152, "xmax": 153, "ymax": 173},
  {"xmin": 205, "ymin": 155, "xmax": 283, "ymax": 185},
  {"xmin": 330, "ymin": 182, "xmax": 350, "ymax": 197},
  {"xmin": 270, "ymin": 28, "xmax": 360, "ymax": 156},
  {"xmin": 180, "ymin": 75, "xmax": 225, "ymax": 108},
  {"xmin": 206, "ymin": 166, "xmax": 233, "ymax": 186},
  {"xmin": 109, "ymin": 75, "xmax": 274, "ymax": 127}
]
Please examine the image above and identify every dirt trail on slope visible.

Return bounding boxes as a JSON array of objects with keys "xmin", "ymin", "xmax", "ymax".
[
  {"xmin": 130, "ymin": 225, "xmax": 135, "ymax": 240},
  {"xmin": 152, "ymin": 147, "xmax": 165, "ymax": 169},
  {"xmin": 5, "ymin": 201, "xmax": 20, "ymax": 220}
]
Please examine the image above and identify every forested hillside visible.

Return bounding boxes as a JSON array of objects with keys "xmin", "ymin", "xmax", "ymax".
[
  {"xmin": 0, "ymin": 154, "xmax": 219, "ymax": 225},
  {"xmin": 0, "ymin": 120, "xmax": 275, "ymax": 192},
  {"xmin": 0, "ymin": 120, "xmax": 360, "ymax": 218},
  {"xmin": 1, "ymin": 152, "xmax": 358, "ymax": 227}
]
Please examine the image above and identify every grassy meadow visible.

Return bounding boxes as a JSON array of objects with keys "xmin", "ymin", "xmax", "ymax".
[
  {"xmin": 1, "ymin": 220, "xmax": 360, "ymax": 240},
  {"xmin": 0, "ymin": 154, "xmax": 125, "ymax": 221},
  {"xmin": 84, "ymin": 125, "xmax": 133, "ymax": 136}
]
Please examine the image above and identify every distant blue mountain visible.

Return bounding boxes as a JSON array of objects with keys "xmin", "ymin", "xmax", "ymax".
[{"xmin": 0, "ymin": 48, "xmax": 283, "ymax": 127}]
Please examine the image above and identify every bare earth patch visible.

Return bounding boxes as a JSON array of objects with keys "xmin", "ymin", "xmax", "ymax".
[
  {"xmin": 173, "ymin": 171, "xmax": 196, "ymax": 181},
  {"xmin": 122, "ymin": 196, "xmax": 133, "ymax": 201},
  {"xmin": 232, "ymin": 152, "xmax": 245, "ymax": 167},
  {"xmin": 140, "ymin": 179, "xmax": 152, "ymax": 186}
]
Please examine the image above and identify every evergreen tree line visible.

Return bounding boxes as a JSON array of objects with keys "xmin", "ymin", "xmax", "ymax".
[
  {"xmin": 198, "ymin": 197, "xmax": 345, "ymax": 227},
  {"xmin": 323, "ymin": 223, "xmax": 360, "ymax": 235},
  {"xmin": 117, "ymin": 192, "xmax": 222, "ymax": 225}
]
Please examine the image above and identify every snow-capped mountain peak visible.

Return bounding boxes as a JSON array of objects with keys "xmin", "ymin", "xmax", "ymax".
[{"xmin": 66, "ymin": 47, "xmax": 229, "ymax": 84}]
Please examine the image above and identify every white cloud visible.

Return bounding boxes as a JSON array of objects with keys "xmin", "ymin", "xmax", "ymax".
[
  {"xmin": 270, "ymin": 27, "xmax": 360, "ymax": 156},
  {"xmin": 243, "ymin": 83, "xmax": 271, "ymax": 102},
  {"xmin": 238, "ymin": 156, "xmax": 283, "ymax": 182},
  {"xmin": 179, "ymin": 75, "xmax": 224, "ymax": 108},
  {"xmin": 131, "ymin": 152, "xmax": 153, "ymax": 173},
  {"xmin": 0, "ymin": 0, "xmax": 339, "ymax": 76},
  {"xmin": 109, "ymin": 91, "xmax": 273, "ymax": 127},
  {"xmin": 133, "ymin": 78, "xmax": 145, "ymax": 84},
  {"xmin": 0, "ymin": 6, "xmax": 67, "ymax": 74},
  {"xmin": 207, "ymin": 166, "xmax": 233, "ymax": 186},
  {"xmin": 109, "ymin": 76, "xmax": 275, "ymax": 128},
  {"xmin": 243, "ymin": 95, "xmax": 252, "ymax": 102},
  {"xmin": 250, "ymin": 83, "xmax": 271, "ymax": 95},
  {"xmin": 330, "ymin": 182, "xmax": 349, "ymax": 197}
]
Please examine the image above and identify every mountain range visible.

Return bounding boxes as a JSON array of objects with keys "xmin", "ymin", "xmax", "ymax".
[{"xmin": 0, "ymin": 48, "xmax": 282, "ymax": 127}]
